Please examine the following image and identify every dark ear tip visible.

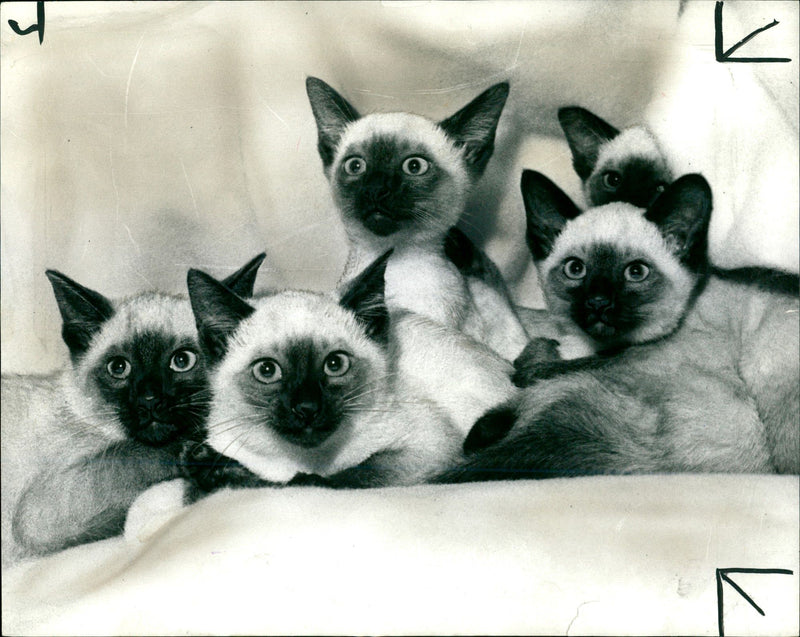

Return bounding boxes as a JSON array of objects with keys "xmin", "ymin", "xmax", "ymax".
[
  {"xmin": 492, "ymin": 81, "xmax": 510, "ymax": 96},
  {"xmin": 557, "ymin": 105, "xmax": 584, "ymax": 123},
  {"xmin": 520, "ymin": 169, "xmax": 548, "ymax": 189},
  {"xmin": 187, "ymin": 268, "xmax": 214, "ymax": 289},
  {"xmin": 250, "ymin": 252, "xmax": 267, "ymax": 267},
  {"xmin": 676, "ymin": 173, "xmax": 711, "ymax": 191}
]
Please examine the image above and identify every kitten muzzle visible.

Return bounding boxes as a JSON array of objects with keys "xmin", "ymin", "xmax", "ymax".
[
  {"xmin": 362, "ymin": 209, "xmax": 405, "ymax": 236},
  {"xmin": 275, "ymin": 421, "xmax": 337, "ymax": 449}
]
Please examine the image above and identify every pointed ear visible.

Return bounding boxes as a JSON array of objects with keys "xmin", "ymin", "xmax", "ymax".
[
  {"xmin": 644, "ymin": 173, "xmax": 712, "ymax": 270},
  {"xmin": 520, "ymin": 170, "xmax": 582, "ymax": 261},
  {"xmin": 220, "ymin": 253, "xmax": 266, "ymax": 298},
  {"xmin": 187, "ymin": 269, "xmax": 255, "ymax": 364},
  {"xmin": 306, "ymin": 76, "xmax": 361, "ymax": 171},
  {"xmin": 339, "ymin": 249, "xmax": 392, "ymax": 346},
  {"xmin": 439, "ymin": 82, "xmax": 509, "ymax": 178},
  {"xmin": 557, "ymin": 106, "xmax": 620, "ymax": 181},
  {"xmin": 45, "ymin": 270, "xmax": 115, "ymax": 361}
]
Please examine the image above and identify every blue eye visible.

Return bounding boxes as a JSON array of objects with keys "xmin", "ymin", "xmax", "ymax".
[
  {"xmin": 252, "ymin": 358, "xmax": 282, "ymax": 384},
  {"xmin": 343, "ymin": 156, "xmax": 366, "ymax": 176},
  {"xmin": 563, "ymin": 258, "xmax": 586, "ymax": 280},
  {"xmin": 169, "ymin": 349, "xmax": 197, "ymax": 373},
  {"xmin": 401, "ymin": 156, "xmax": 429, "ymax": 175},
  {"xmin": 106, "ymin": 356, "xmax": 131, "ymax": 380},
  {"xmin": 323, "ymin": 351, "xmax": 351, "ymax": 377}
]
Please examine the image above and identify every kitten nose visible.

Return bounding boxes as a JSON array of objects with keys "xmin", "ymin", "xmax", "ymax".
[
  {"xmin": 292, "ymin": 400, "xmax": 320, "ymax": 423},
  {"xmin": 586, "ymin": 295, "xmax": 612, "ymax": 311}
]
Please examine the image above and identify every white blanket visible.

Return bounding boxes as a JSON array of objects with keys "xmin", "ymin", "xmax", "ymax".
[
  {"xmin": 3, "ymin": 476, "xmax": 798, "ymax": 636},
  {"xmin": 1, "ymin": 2, "xmax": 798, "ymax": 635}
]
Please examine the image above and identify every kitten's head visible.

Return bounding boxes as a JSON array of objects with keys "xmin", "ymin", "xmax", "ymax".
[
  {"xmin": 188, "ymin": 251, "xmax": 391, "ymax": 478},
  {"xmin": 306, "ymin": 77, "xmax": 509, "ymax": 243},
  {"xmin": 521, "ymin": 170, "xmax": 712, "ymax": 348},
  {"xmin": 558, "ymin": 106, "xmax": 672, "ymax": 209},
  {"xmin": 46, "ymin": 253, "xmax": 265, "ymax": 446}
]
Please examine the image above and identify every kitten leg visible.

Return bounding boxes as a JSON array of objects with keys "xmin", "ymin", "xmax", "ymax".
[
  {"xmin": 463, "ymin": 404, "xmax": 519, "ymax": 453},
  {"xmin": 12, "ymin": 441, "xmax": 181, "ymax": 556},
  {"xmin": 124, "ymin": 478, "xmax": 189, "ymax": 545},
  {"xmin": 179, "ymin": 440, "xmax": 272, "ymax": 500},
  {"xmin": 444, "ymin": 227, "xmax": 530, "ymax": 360},
  {"xmin": 512, "ymin": 339, "xmax": 621, "ymax": 387},
  {"xmin": 434, "ymin": 375, "xmax": 664, "ymax": 483}
]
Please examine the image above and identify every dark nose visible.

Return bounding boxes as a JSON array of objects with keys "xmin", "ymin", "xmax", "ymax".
[
  {"xmin": 586, "ymin": 295, "xmax": 612, "ymax": 311},
  {"xmin": 292, "ymin": 400, "xmax": 320, "ymax": 423},
  {"xmin": 365, "ymin": 172, "xmax": 397, "ymax": 202}
]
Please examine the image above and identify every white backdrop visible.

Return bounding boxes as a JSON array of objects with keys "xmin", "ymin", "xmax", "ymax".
[
  {"xmin": 1, "ymin": 3, "xmax": 799, "ymax": 635},
  {"xmin": 2, "ymin": 0, "xmax": 797, "ymax": 374}
]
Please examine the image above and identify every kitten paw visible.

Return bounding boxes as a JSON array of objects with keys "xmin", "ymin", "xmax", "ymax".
[
  {"xmin": 124, "ymin": 478, "xmax": 189, "ymax": 545},
  {"xmin": 463, "ymin": 406, "xmax": 518, "ymax": 452},
  {"xmin": 180, "ymin": 440, "xmax": 269, "ymax": 492},
  {"xmin": 515, "ymin": 337, "xmax": 562, "ymax": 366}
]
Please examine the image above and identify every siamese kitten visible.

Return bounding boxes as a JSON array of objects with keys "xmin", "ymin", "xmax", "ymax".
[
  {"xmin": 1, "ymin": 255, "xmax": 265, "ymax": 567},
  {"xmin": 558, "ymin": 106, "xmax": 673, "ymax": 209},
  {"xmin": 518, "ymin": 169, "xmax": 705, "ymax": 360},
  {"xmin": 436, "ymin": 174, "xmax": 799, "ymax": 474},
  {"xmin": 182, "ymin": 251, "xmax": 462, "ymax": 493},
  {"xmin": 306, "ymin": 76, "xmax": 529, "ymax": 361}
]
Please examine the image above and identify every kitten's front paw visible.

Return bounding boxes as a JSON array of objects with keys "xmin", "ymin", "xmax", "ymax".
[
  {"xmin": 180, "ymin": 440, "xmax": 268, "ymax": 493},
  {"xmin": 513, "ymin": 338, "xmax": 560, "ymax": 387},
  {"xmin": 463, "ymin": 405, "xmax": 518, "ymax": 453},
  {"xmin": 287, "ymin": 473, "xmax": 331, "ymax": 488},
  {"xmin": 124, "ymin": 478, "xmax": 189, "ymax": 545}
]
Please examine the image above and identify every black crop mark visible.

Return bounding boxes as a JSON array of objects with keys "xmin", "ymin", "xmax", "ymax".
[
  {"xmin": 715, "ymin": 567, "xmax": 794, "ymax": 636},
  {"xmin": 714, "ymin": 1, "xmax": 791, "ymax": 63},
  {"xmin": 8, "ymin": 1, "xmax": 45, "ymax": 45}
]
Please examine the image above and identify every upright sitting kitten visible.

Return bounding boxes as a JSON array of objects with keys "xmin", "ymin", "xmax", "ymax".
[
  {"xmin": 558, "ymin": 106, "xmax": 673, "ymax": 208},
  {"xmin": 1, "ymin": 254, "xmax": 264, "ymax": 567},
  {"xmin": 437, "ymin": 174, "xmax": 799, "ymax": 474},
  {"xmin": 183, "ymin": 251, "xmax": 462, "ymax": 492},
  {"xmin": 306, "ymin": 77, "xmax": 529, "ymax": 360}
]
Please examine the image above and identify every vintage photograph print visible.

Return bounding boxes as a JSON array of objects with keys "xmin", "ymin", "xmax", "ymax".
[{"xmin": 1, "ymin": 2, "xmax": 798, "ymax": 635}]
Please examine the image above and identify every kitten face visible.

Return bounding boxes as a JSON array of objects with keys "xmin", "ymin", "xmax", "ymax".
[
  {"xmin": 522, "ymin": 171, "xmax": 712, "ymax": 348},
  {"xmin": 76, "ymin": 294, "xmax": 208, "ymax": 445},
  {"xmin": 214, "ymin": 297, "xmax": 387, "ymax": 453},
  {"xmin": 45, "ymin": 254, "xmax": 265, "ymax": 446},
  {"xmin": 541, "ymin": 208, "xmax": 695, "ymax": 346},
  {"xmin": 306, "ymin": 77, "xmax": 509, "ymax": 243},
  {"xmin": 331, "ymin": 118, "xmax": 467, "ymax": 238},
  {"xmin": 558, "ymin": 107, "xmax": 672, "ymax": 209},
  {"xmin": 188, "ymin": 251, "xmax": 392, "ymax": 481}
]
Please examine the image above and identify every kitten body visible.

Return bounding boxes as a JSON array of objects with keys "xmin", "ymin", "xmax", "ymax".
[
  {"xmin": 438, "ymin": 175, "xmax": 799, "ymax": 478},
  {"xmin": 1, "ymin": 256, "xmax": 264, "ymax": 567},
  {"xmin": 186, "ymin": 253, "xmax": 463, "ymax": 490},
  {"xmin": 306, "ymin": 77, "xmax": 529, "ymax": 361}
]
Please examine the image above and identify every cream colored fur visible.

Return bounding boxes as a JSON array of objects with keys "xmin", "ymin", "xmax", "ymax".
[{"xmin": 205, "ymin": 290, "xmax": 464, "ymax": 485}]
